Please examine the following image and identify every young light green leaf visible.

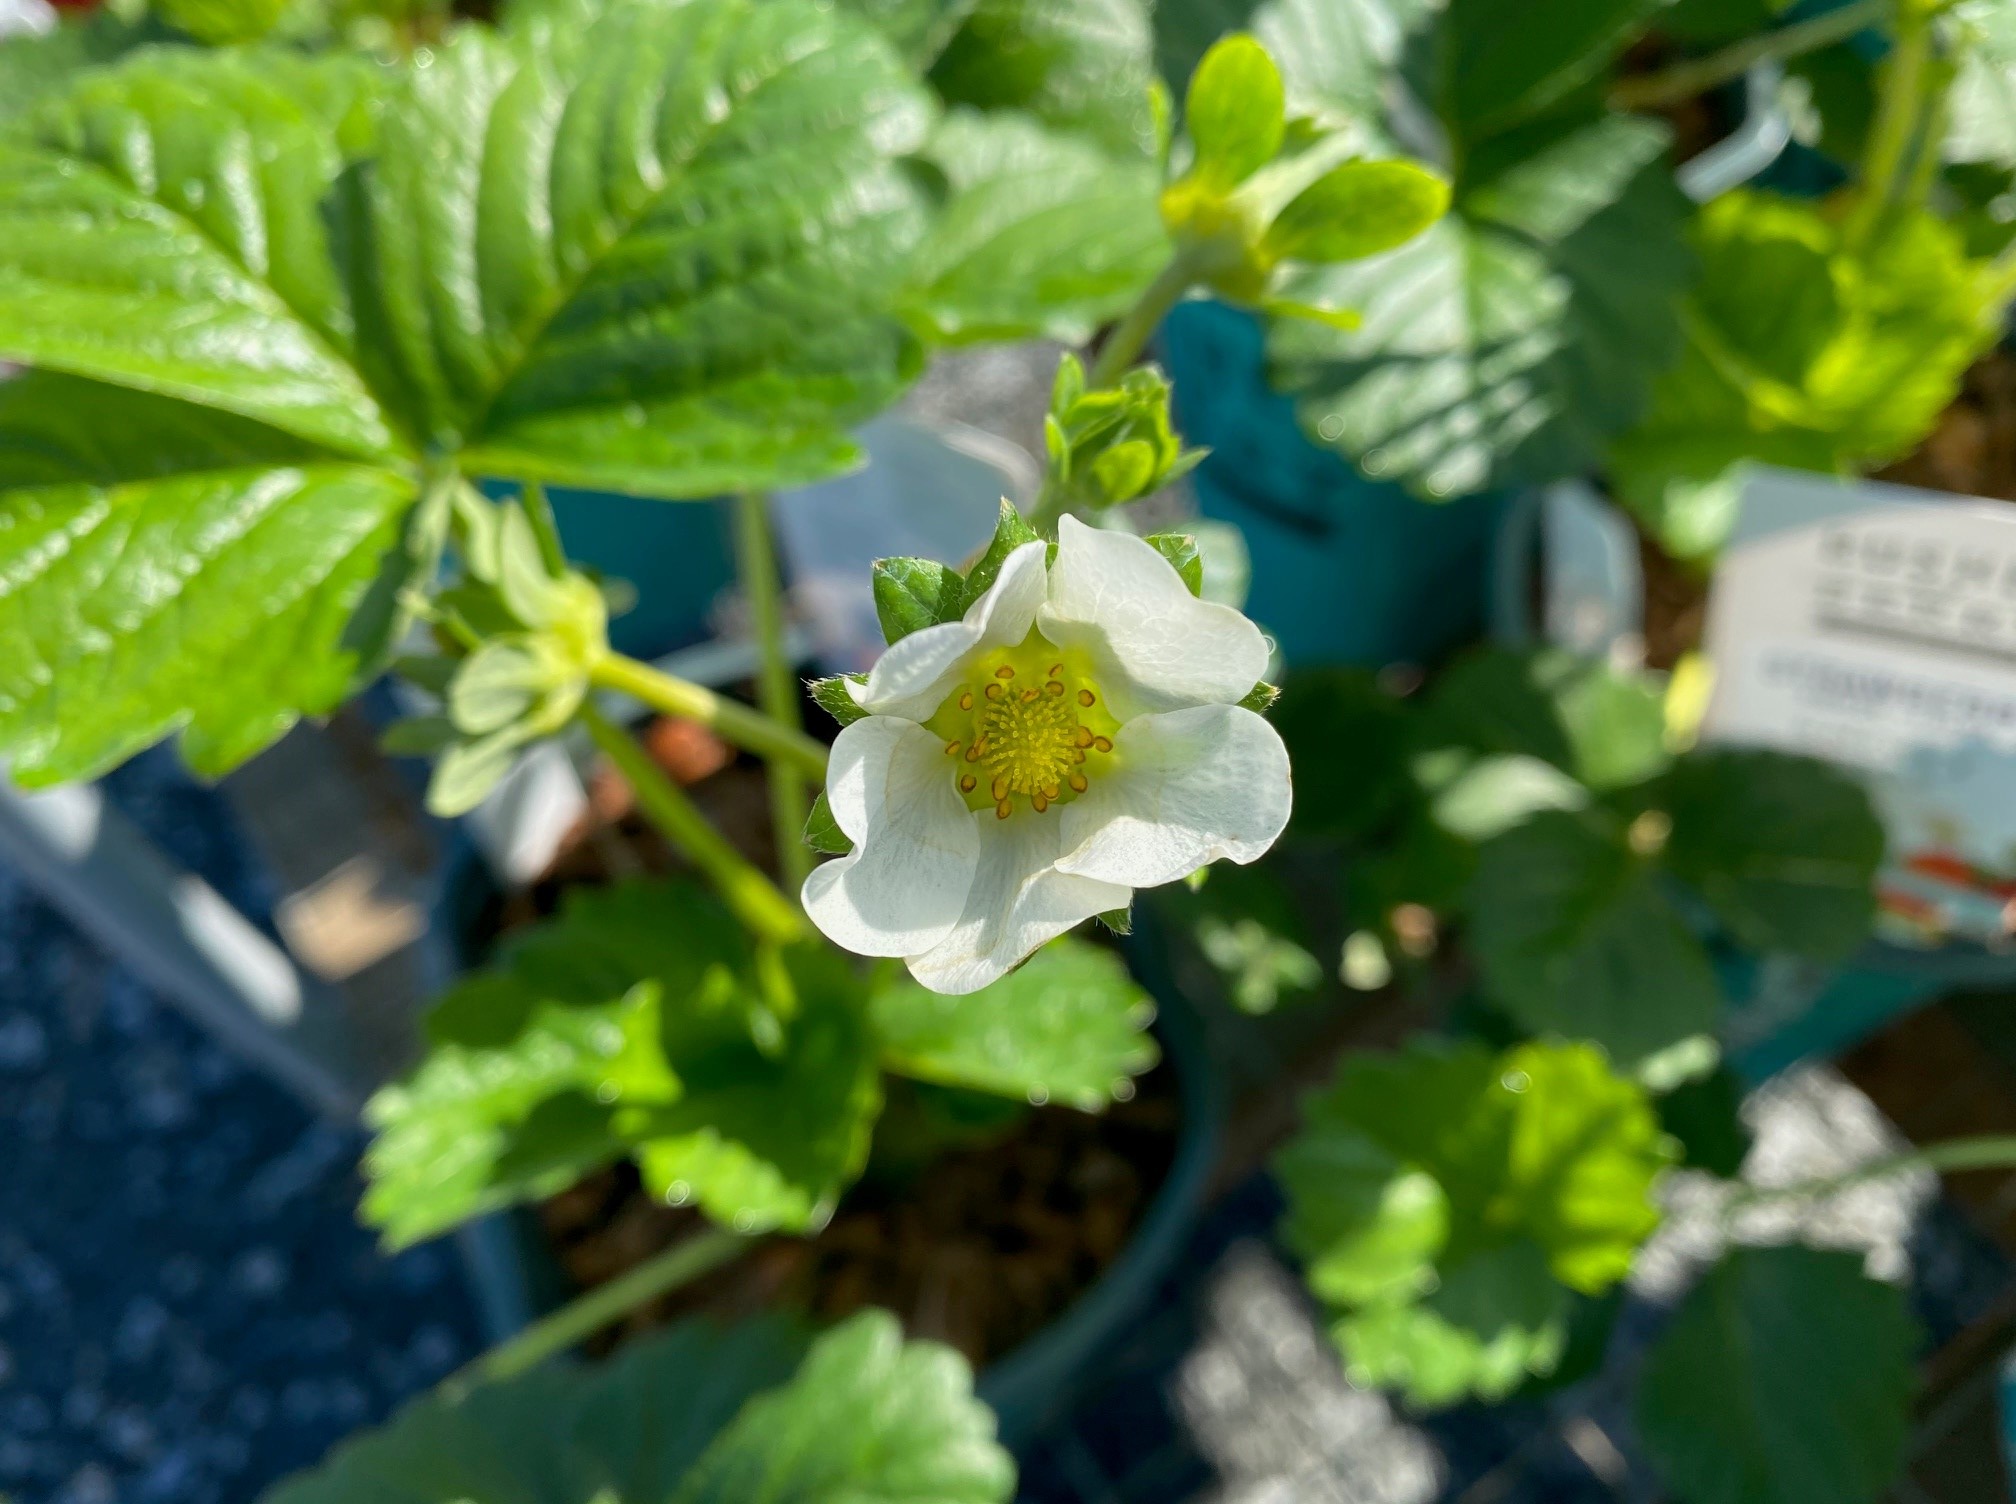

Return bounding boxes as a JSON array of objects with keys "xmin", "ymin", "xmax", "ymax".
[
  {"xmin": 1659, "ymin": 748, "xmax": 1883, "ymax": 961},
  {"xmin": 1262, "ymin": 159, "xmax": 1449, "ymax": 264},
  {"xmin": 1144, "ymin": 532, "xmax": 1205, "ymax": 595},
  {"xmin": 804, "ymin": 790, "xmax": 855, "ymax": 856},
  {"xmin": 1637, "ymin": 1247, "xmax": 1917, "ymax": 1504},
  {"xmin": 905, "ymin": 109, "xmax": 1167, "ymax": 345},
  {"xmin": 1274, "ymin": 114, "xmax": 1689, "ymax": 498},
  {"xmin": 1610, "ymin": 193, "xmax": 1997, "ymax": 560},
  {"xmin": 871, "ymin": 938, "xmax": 1158, "ymax": 1109},
  {"xmin": 1184, "ymin": 33, "xmax": 1286, "ymax": 187},
  {"xmin": 1467, "ymin": 810, "xmax": 1723, "ymax": 1066},
  {"xmin": 262, "ymin": 1311, "xmax": 1014, "ymax": 1504},
  {"xmin": 426, "ymin": 727, "xmax": 531, "ymax": 817},
  {"xmin": 872, "ymin": 556, "xmax": 968, "ymax": 643},
  {"xmin": 1195, "ymin": 912, "xmax": 1321, "ymax": 1013},
  {"xmin": 0, "ymin": 373, "xmax": 416, "ymax": 786},
  {"xmin": 1277, "ymin": 1038, "xmax": 1670, "ymax": 1404}
]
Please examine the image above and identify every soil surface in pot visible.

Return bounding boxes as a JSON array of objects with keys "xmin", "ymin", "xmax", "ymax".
[
  {"xmin": 478, "ymin": 722, "xmax": 1182, "ymax": 1370},
  {"xmin": 1634, "ymin": 348, "xmax": 2016, "ymax": 668}
]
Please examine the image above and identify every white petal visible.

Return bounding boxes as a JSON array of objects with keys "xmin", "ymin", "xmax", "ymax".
[
  {"xmin": 903, "ymin": 813, "xmax": 1132, "ymax": 995},
  {"xmin": 1036, "ymin": 516, "xmax": 1269, "ymax": 717},
  {"xmin": 853, "ymin": 541, "xmax": 1048, "ymax": 721},
  {"xmin": 1056, "ymin": 704, "xmax": 1291, "ymax": 889},
  {"xmin": 802, "ymin": 717, "xmax": 980, "ymax": 958}
]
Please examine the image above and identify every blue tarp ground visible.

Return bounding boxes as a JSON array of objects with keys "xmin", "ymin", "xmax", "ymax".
[{"xmin": 0, "ymin": 747, "xmax": 481, "ymax": 1504}]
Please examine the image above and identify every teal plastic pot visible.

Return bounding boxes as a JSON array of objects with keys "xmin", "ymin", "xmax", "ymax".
[
  {"xmin": 433, "ymin": 845, "xmax": 1222, "ymax": 1452},
  {"xmin": 1160, "ymin": 300, "xmax": 1508, "ymax": 669}
]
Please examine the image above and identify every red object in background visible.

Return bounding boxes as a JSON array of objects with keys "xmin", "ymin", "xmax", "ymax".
[{"xmin": 46, "ymin": 0, "xmax": 101, "ymax": 11}]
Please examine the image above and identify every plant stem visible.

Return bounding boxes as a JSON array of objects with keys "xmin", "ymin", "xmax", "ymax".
[
  {"xmin": 578, "ymin": 701, "xmax": 805, "ymax": 946},
  {"xmin": 733, "ymin": 493, "xmax": 812, "ymax": 890},
  {"xmin": 1087, "ymin": 251, "xmax": 1201, "ymax": 389},
  {"xmin": 590, "ymin": 652, "xmax": 829, "ymax": 780},
  {"xmin": 434, "ymin": 1229, "xmax": 746, "ymax": 1403},
  {"xmin": 1609, "ymin": 0, "xmax": 1888, "ymax": 111},
  {"xmin": 1848, "ymin": 0, "xmax": 1933, "ymax": 250},
  {"xmin": 519, "ymin": 480, "xmax": 567, "ymax": 577},
  {"xmin": 1723, "ymin": 1133, "xmax": 2016, "ymax": 1219}
]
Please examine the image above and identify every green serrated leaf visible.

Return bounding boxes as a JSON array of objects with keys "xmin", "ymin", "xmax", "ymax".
[
  {"xmin": 1611, "ymin": 193, "xmax": 1997, "ymax": 560},
  {"xmin": 803, "ymin": 790, "xmax": 855, "ymax": 855},
  {"xmin": 0, "ymin": 12, "xmax": 151, "ymax": 129},
  {"xmin": 929, "ymin": 0, "xmax": 1159, "ymax": 158},
  {"xmin": 364, "ymin": 882, "xmax": 881, "ymax": 1246},
  {"xmin": 1415, "ymin": 647, "xmax": 1668, "ymax": 792},
  {"xmin": 838, "ymin": 0, "xmax": 981, "ymax": 67},
  {"xmin": 630, "ymin": 944, "xmax": 882, "ymax": 1236},
  {"xmin": 356, "ymin": 2, "xmax": 932, "ymax": 499},
  {"xmin": 261, "ymin": 1311, "xmax": 1015, "ymax": 1504},
  {"xmin": 1184, "ymin": 33, "xmax": 1285, "ymax": 187},
  {"xmin": 872, "ymin": 556, "xmax": 967, "ymax": 643},
  {"xmin": 1263, "ymin": 159, "xmax": 1449, "ymax": 265},
  {"xmin": 1271, "ymin": 667, "xmax": 1411, "ymax": 841},
  {"xmin": 1436, "ymin": 0, "xmax": 1667, "ymax": 137},
  {"xmin": 0, "ymin": 50, "xmax": 394, "ymax": 453},
  {"xmin": 1277, "ymin": 1038, "xmax": 1668, "ymax": 1405},
  {"xmin": 872, "ymin": 938, "xmax": 1158, "ymax": 1110},
  {"xmin": 1637, "ymin": 1247, "xmax": 1918, "ymax": 1504},
  {"xmin": 1274, "ymin": 113, "xmax": 1690, "ymax": 499},
  {"xmin": 1467, "ymin": 809, "xmax": 1723, "ymax": 1066},
  {"xmin": 961, "ymin": 499, "xmax": 1040, "ymax": 600},
  {"xmin": 1659, "ymin": 748, "xmax": 1883, "ymax": 961},
  {"xmin": 906, "ymin": 108, "xmax": 1167, "ymax": 345},
  {"xmin": 1144, "ymin": 531, "xmax": 1204, "ymax": 595},
  {"xmin": 673, "ymin": 1311, "xmax": 1015, "ymax": 1504},
  {"xmin": 809, "ymin": 674, "xmax": 871, "ymax": 728},
  {"xmin": 0, "ymin": 373, "xmax": 416, "ymax": 786},
  {"xmin": 1655, "ymin": 1062, "xmax": 1752, "ymax": 1178}
]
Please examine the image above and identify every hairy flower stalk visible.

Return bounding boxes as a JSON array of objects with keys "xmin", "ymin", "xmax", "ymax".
[{"xmin": 804, "ymin": 518, "xmax": 1293, "ymax": 993}]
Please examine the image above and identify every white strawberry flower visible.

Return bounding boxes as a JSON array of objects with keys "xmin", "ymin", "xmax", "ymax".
[{"xmin": 804, "ymin": 516, "xmax": 1293, "ymax": 994}]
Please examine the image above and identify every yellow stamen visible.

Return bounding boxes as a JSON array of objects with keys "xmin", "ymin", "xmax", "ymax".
[
  {"xmin": 1069, "ymin": 772, "xmax": 1088, "ymax": 793},
  {"xmin": 991, "ymin": 775, "xmax": 1009, "ymax": 801},
  {"xmin": 959, "ymin": 691, "xmax": 974, "ymax": 711},
  {"xmin": 995, "ymin": 665, "xmax": 1015, "ymax": 679},
  {"xmin": 1078, "ymin": 689, "xmax": 1095, "ymax": 707},
  {"xmin": 1093, "ymin": 736, "xmax": 1113, "ymax": 753},
  {"xmin": 985, "ymin": 682, "xmax": 1004, "ymax": 701},
  {"xmin": 1074, "ymin": 726, "xmax": 1095, "ymax": 748},
  {"xmin": 945, "ymin": 740, "xmax": 962, "ymax": 757},
  {"xmin": 995, "ymin": 799, "xmax": 1012, "ymax": 819},
  {"xmin": 1032, "ymin": 794, "xmax": 1049, "ymax": 812},
  {"xmin": 960, "ymin": 774, "xmax": 977, "ymax": 793}
]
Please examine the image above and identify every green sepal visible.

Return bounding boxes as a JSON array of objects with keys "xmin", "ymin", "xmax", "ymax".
[
  {"xmin": 872, "ymin": 556, "xmax": 969, "ymax": 642},
  {"xmin": 804, "ymin": 790, "xmax": 855, "ymax": 855},
  {"xmin": 809, "ymin": 674, "xmax": 871, "ymax": 728},
  {"xmin": 1144, "ymin": 531, "xmax": 1204, "ymax": 595}
]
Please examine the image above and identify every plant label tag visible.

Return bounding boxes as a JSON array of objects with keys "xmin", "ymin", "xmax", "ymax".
[{"xmin": 1701, "ymin": 465, "xmax": 2016, "ymax": 947}]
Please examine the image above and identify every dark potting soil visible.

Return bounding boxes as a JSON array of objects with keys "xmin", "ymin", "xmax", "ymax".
[
  {"xmin": 483, "ymin": 723, "xmax": 1182, "ymax": 1372},
  {"xmin": 1635, "ymin": 347, "xmax": 2016, "ymax": 668}
]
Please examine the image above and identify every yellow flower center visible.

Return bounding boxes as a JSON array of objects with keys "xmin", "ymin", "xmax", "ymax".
[{"xmin": 927, "ymin": 636, "xmax": 1120, "ymax": 819}]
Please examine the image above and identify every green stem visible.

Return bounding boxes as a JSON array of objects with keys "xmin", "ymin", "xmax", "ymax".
[
  {"xmin": 519, "ymin": 480, "xmax": 568, "ymax": 577},
  {"xmin": 1086, "ymin": 251, "xmax": 1201, "ymax": 390},
  {"xmin": 1848, "ymin": 1, "xmax": 1933, "ymax": 250},
  {"xmin": 590, "ymin": 652, "xmax": 829, "ymax": 780},
  {"xmin": 435, "ymin": 1229, "xmax": 746, "ymax": 1404},
  {"xmin": 1609, "ymin": 0, "xmax": 1888, "ymax": 111},
  {"xmin": 1723, "ymin": 1133, "xmax": 2016, "ymax": 1219},
  {"xmin": 578, "ymin": 701, "xmax": 804, "ymax": 946},
  {"xmin": 733, "ymin": 493, "xmax": 812, "ymax": 890}
]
